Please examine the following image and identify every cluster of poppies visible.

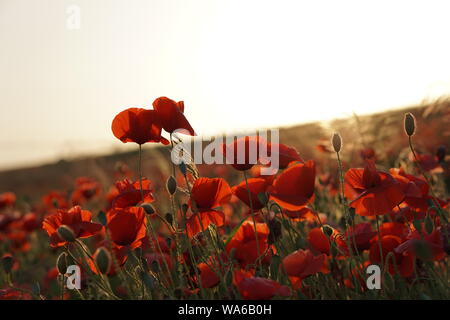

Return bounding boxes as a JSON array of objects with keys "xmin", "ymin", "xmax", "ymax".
[{"xmin": 0, "ymin": 98, "xmax": 449, "ymax": 300}]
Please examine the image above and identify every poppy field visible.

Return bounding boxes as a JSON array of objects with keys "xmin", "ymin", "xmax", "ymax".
[{"xmin": 0, "ymin": 97, "xmax": 449, "ymax": 300}]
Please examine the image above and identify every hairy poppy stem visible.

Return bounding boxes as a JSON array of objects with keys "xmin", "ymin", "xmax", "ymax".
[
  {"xmin": 138, "ymin": 144, "xmax": 144, "ymax": 202},
  {"xmin": 375, "ymin": 215, "xmax": 384, "ymax": 270},
  {"xmin": 243, "ymin": 170, "xmax": 262, "ymax": 271}
]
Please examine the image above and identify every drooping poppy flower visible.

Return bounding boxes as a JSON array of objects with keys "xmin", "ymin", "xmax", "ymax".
[
  {"xmin": 226, "ymin": 220, "xmax": 271, "ymax": 266},
  {"xmin": 42, "ymin": 191, "xmax": 68, "ymax": 210},
  {"xmin": 395, "ymin": 225, "xmax": 446, "ymax": 261},
  {"xmin": 186, "ymin": 177, "xmax": 232, "ymax": 238},
  {"xmin": 268, "ymin": 160, "xmax": 316, "ymax": 211},
  {"xmin": 233, "ymin": 269, "xmax": 291, "ymax": 300},
  {"xmin": 282, "ymin": 249, "xmax": 327, "ymax": 289},
  {"xmin": 152, "ymin": 96, "xmax": 195, "ymax": 136},
  {"xmin": 112, "ymin": 107, "xmax": 169, "ymax": 145},
  {"xmin": 222, "ymin": 136, "xmax": 267, "ymax": 171},
  {"xmin": 344, "ymin": 161, "xmax": 404, "ymax": 216},
  {"xmin": 71, "ymin": 177, "xmax": 102, "ymax": 205},
  {"xmin": 42, "ymin": 206, "xmax": 103, "ymax": 247},
  {"xmin": 0, "ymin": 192, "xmax": 16, "ymax": 209},
  {"xmin": 232, "ymin": 177, "xmax": 271, "ymax": 211},
  {"xmin": 110, "ymin": 178, "xmax": 153, "ymax": 209},
  {"xmin": 107, "ymin": 206, "xmax": 146, "ymax": 249},
  {"xmin": 369, "ymin": 235, "xmax": 414, "ymax": 278}
]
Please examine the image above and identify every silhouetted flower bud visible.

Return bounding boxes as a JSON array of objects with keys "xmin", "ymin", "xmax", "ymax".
[
  {"xmin": 181, "ymin": 203, "xmax": 189, "ymax": 215},
  {"xmin": 404, "ymin": 113, "xmax": 416, "ymax": 136},
  {"xmin": 331, "ymin": 133, "xmax": 342, "ymax": 153},
  {"xmin": 436, "ymin": 145, "xmax": 446, "ymax": 163},
  {"xmin": 57, "ymin": 225, "xmax": 76, "ymax": 243},
  {"xmin": 140, "ymin": 203, "xmax": 155, "ymax": 215},
  {"xmin": 268, "ymin": 219, "xmax": 282, "ymax": 244},
  {"xmin": 322, "ymin": 225, "xmax": 334, "ymax": 237},
  {"xmin": 1, "ymin": 254, "xmax": 13, "ymax": 274},
  {"xmin": 165, "ymin": 212, "xmax": 173, "ymax": 225},
  {"xmin": 94, "ymin": 247, "xmax": 112, "ymax": 275},
  {"xmin": 166, "ymin": 176, "xmax": 177, "ymax": 195},
  {"xmin": 56, "ymin": 252, "xmax": 68, "ymax": 274}
]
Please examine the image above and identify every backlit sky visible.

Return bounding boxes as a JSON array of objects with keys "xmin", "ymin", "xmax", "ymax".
[{"xmin": 1, "ymin": 0, "xmax": 450, "ymax": 170}]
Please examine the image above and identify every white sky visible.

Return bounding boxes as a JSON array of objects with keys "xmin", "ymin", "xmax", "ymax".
[{"xmin": 1, "ymin": 0, "xmax": 450, "ymax": 170}]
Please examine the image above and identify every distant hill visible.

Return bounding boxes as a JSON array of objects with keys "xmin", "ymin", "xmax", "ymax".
[{"xmin": 0, "ymin": 98, "xmax": 449, "ymax": 202}]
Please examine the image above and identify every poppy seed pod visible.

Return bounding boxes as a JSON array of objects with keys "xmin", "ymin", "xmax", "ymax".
[
  {"xmin": 94, "ymin": 247, "xmax": 112, "ymax": 275},
  {"xmin": 436, "ymin": 145, "xmax": 446, "ymax": 163},
  {"xmin": 1, "ymin": 254, "xmax": 13, "ymax": 274},
  {"xmin": 322, "ymin": 225, "xmax": 334, "ymax": 237},
  {"xmin": 57, "ymin": 225, "xmax": 76, "ymax": 243},
  {"xmin": 140, "ymin": 203, "xmax": 155, "ymax": 215},
  {"xmin": 56, "ymin": 252, "xmax": 68, "ymax": 274},
  {"xmin": 166, "ymin": 176, "xmax": 177, "ymax": 195},
  {"xmin": 404, "ymin": 113, "xmax": 416, "ymax": 136},
  {"xmin": 331, "ymin": 133, "xmax": 342, "ymax": 153}
]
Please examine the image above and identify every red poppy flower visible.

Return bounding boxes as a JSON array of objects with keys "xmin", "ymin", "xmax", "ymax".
[
  {"xmin": 107, "ymin": 206, "xmax": 147, "ymax": 248},
  {"xmin": 152, "ymin": 97, "xmax": 195, "ymax": 136},
  {"xmin": 0, "ymin": 192, "xmax": 16, "ymax": 209},
  {"xmin": 265, "ymin": 143, "xmax": 303, "ymax": 169},
  {"xmin": 345, "ymin": 222, "xmax": 377, "ymax": 251},
  {"xmin": 186, "ymin": 178, "xmax": 232, "ymax": 238},
  {"xmin": 112, "ymin": 108, "xmax": 169, "ymax": 145},
  {"xmin": 222, "ymin": 136, "xmax": 267, "ymax": 171},
  {"xmin": 369, "ymin": 235, "xmax": 414, "ymax": 278},
  {"xmin": 42, "ymin": 206, "xmax": 103, "ymax": 247},
  {"xmin": 282, "ymin": 249, "xmax": 327, "ymax": 286},
  {"xmin": 232, "ymin": 177, "xmax": 271, "ymax": 211},
  {"xmin": 308, "ymin": 228, "xmax": 333, "ymax": 254},
  {"xmin": 395, "ymin": 225, "xmax": 446, "ymax": 261},
  {"xmin": 226, "ymin": 220, "xmax": 271, "ymax": 266},
  {"xmin": 71, "ymin": 177, "xmax": 101, "ymax": 205},
  {"xmin": 344, "ymin": 161, "xmax": 404, "ymax": 216},
  {"xmin": 268, "ymin": 160, "xmax": 316, "ymax": 211},
  {"xmin": 390, "ymin": 168, "xmax": 433, "ymax": 213},
  {"xmin": 42, "ymin": 191, "xmax": 68, "ymax": 210},
  {"xmin": 233, "ymin": 269, "xmax": 291, "ymax": 300},
  {"xmin": 110, "ymin": 178, "xmax": 153, "ymax": 209}
]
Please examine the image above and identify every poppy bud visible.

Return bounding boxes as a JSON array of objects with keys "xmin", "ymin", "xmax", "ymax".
[
  {"xmin": 140, "ymin": 203, "xmax": 155, "ymax": 215},
  {"xmin": 331, "ymin": 133, "xmax": 342, "ymax": 153},
  {"xmin": 257, "ymin": 192, "xmax": 269, "ymax": 206},
  {"xmin": 322, "ymin": 225, "xmax": 334, "ymax": 237},
  {"xmin": 404, "ymin": 113, "xmax": 416, "ymax": 136},
  {"xmin": 181, "ymin": 203, "xmax": 189, "ymax": 215},
  {"xmin": 57, "ymin": 225, "xmax": 76, "ymax": 243},
  {"xmin": 94, "ymin": 247, "xmax": 112, "ymax": 275},
  {"xmin": 166, "ymin": 176, "xmax": 177, "ymax": 195},
  {"xmin": 268, "ymin": 219, "xmax": 282, "ymax": 244},
  {"xmin": 56, "ymin": 252, "xmax": 68, "ymax": 274},
  {"xmin": 436, "ymin": 145, "xmax": 446, "ymax": 163},
  {"xmin": 1, "ymin": 254, "xmax": 13, "ymax": 274},
  {"xmin": 165, "ymin": 212, "xmax": 173, "ymax": 225}
]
